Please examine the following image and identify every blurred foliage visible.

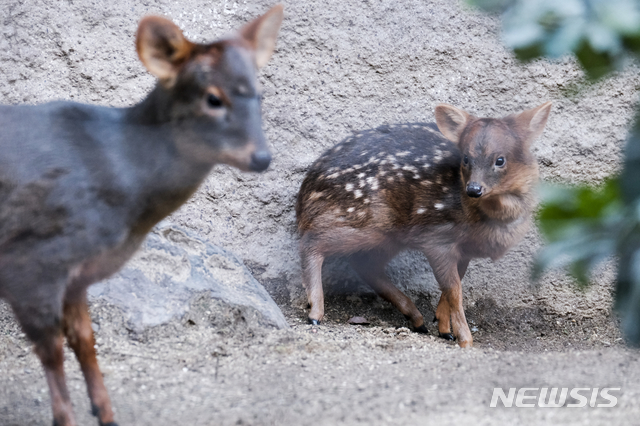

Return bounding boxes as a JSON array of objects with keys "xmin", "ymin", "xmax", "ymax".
[
  {"xmin": 469, "ymin": 0, "xmax": 640, "ymax": 346},
  {"xmin": 468, "ymin": 0, "xmax": 640, "ymax": 79}
]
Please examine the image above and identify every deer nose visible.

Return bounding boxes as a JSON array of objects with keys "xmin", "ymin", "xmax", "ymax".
[
  {"xmin": 249, "ymin": 150, "xmax": 271, "ymax": 172},
  {"xmin": 466, "ymin": 182, "xmax": 483, "ymax": 198}
]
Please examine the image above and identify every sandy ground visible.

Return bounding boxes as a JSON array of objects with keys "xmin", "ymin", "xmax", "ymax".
[{"xmin": 1, "ymin": 298, "xmax": 638, "ymax": 426}]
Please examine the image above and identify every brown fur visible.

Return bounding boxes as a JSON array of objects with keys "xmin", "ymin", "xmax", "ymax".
[{"xmin": 296, "ymin": 103, "xmax": 551, "ymax": 348}]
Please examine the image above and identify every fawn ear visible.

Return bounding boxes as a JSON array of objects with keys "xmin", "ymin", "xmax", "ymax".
[
  {"xmin": 239, "ymin": 4, "xmax": 284, "ymax": 68},
  {"xmin": 435, "ymin": 104, "xmax": 471, "ymax": 144},
  {"xmin": 510, "ymin": 101, "xmax": 552, "ymax": 146},
  {"xmin": 136, "ymin": 16, "xmax": 194, "ymax": 86}
]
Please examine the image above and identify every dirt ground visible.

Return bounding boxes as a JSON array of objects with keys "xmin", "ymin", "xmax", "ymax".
[{"xmin": 1, "ymin": 295, "xmax": 638, "ymax": 426}]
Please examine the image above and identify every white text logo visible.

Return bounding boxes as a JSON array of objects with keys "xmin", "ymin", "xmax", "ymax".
[{"xmin": 490, "ymin": 387, "xmax": 620, "ymax": 408}]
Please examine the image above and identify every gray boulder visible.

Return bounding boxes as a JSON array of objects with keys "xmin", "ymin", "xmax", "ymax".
[{"xmin": 88, "ymin": 221, "xmax": 289, "ymax": 333}]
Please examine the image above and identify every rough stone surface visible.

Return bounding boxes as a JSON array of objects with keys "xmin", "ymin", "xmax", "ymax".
[
  {"xmin": 88, "ymin": 222, "xmax": 289, "ymax": 333},
  {"xmin": 1, "ymin": 0, "xmax": 637, "ymax": 329}
]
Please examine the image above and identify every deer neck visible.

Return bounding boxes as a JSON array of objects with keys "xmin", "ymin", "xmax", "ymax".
[
  {"xmin": 113, "ymin": 86, "xmax": 214, "ymax": 234},
  {"xmin": 461, "ymin": 178, "xmax": 538, "ymax": 224}
]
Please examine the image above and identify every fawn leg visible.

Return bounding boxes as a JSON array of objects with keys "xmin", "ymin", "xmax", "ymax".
[
  {"xmin": 300, "ymin": 234, "xmax": 325, "ymax": 325},
  {"xmin": 430, "ymin": 257, "xmax": 473, "ymax": 347},
  {"xmin": 349, "ymin": 250, "xmax": 428, "ymax": 333},
  {"xmin": 63, "ymin": 293, "xmax": 117, "ymax": 426}
]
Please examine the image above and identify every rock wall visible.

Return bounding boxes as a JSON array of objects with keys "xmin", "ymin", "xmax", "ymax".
[{"xmin": 1, "ymin": 0, "xmax": 638, "ymax": 325}]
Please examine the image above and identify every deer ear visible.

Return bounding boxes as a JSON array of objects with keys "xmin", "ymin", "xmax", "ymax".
[
  {"xmin": 435, "ymin": 104, "xmax": 471, "ymax": 144},
  {"xmin": 510, "ymin": 101, "xmax": 552, "ymax": 145},
  {"xmin": 239, "ymin": 4, "xmax": 284, "ymax": 68},
  {"xmin": 136, "ymin": 16, "xmax": 194, "ymax": 86}
]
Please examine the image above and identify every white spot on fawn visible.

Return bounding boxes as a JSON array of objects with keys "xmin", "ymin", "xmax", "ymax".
[
  {"xmin": 387, "ymin": 176, "xmax": 394, "ymax": 183},
  {"xmin": 358, "ymin": 172, "xmax": 366, "ymax": 178},
  {"xmin": 417, "ymin": 208, "xmax": 426, "ymax": 214},
  {"xmin": 364, "ymin": 198, "xmax": 371, "ymax": 204},
  {"xmin": 434, "ymin": 203, "xmax": 444, "ymax": 210},
  {"xmin": 308, "ymin": 191, "xmax": 324, "ymax": 201},
  {"xmin": 366, "ymin": 177, "xmax": 379, "ymax": 190},
  {"xmin": 347, "ymin": 207, "xmax": 355, "ymax": 213},
  {"xmin": 327, "ymin": 173, "xmax": 340, "ymax": 179},
  {"xmin": 345, "ymin": 183, "xmax": 354, "ymax": 191},
  {"xmin": 396, "ymin": 151, "xmax": 410, "ymax": 157},
  {"xmin": 420, "ymin": 180, "xmax": 431, "ymax": 187},
  {"xmin": 354, "ymin": 190, "xmax": 363, "ymax": 198}
]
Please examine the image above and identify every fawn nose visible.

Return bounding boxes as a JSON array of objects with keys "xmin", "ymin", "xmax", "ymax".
[
  {"xmin": 249, "ymin": 150, "xmax": 271, "ymax": 172},
  {"xmin": 466, "ymin": 182, "xmax": 483, "ymax": 198}
]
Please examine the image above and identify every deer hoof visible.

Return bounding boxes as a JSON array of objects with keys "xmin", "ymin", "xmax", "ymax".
[
  {"xmin": 92, "ymin": 404, "xmax": 118, "ymax": 426},
  {"xmin": 308, "ymin": 318, "xmax": 320, "ymax": 325},
  {"xmin": 413, "ymin": 324, "xmax": 429, "ymax": 334},
  {"xmin": 438, "ymin": 332, "xmax": 455, "ymax": 341}
]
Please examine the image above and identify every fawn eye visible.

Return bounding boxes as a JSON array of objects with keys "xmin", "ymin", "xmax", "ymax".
[
  {"xmin": 207, "ymin": 94, "xmax": 223, "ymax": 108},
  {"xmin": 495, "ymin": 157, "xmax": 506, "ymax": 167},
  {"xmin": 463, "ymin": 155, "xmax": 469, "ymax": 166}
]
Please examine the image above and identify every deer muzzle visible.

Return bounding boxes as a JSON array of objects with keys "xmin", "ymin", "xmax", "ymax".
[
  {"xmin": 249, "ymin": 149, "xmax": 271, "ymax": 172},
  {"xmin": 466, "ymin": 182, "xmax": 483, "ymax": 198}
]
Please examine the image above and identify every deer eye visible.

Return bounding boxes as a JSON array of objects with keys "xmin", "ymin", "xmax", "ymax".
[
  {"xmin": 463, "ymin": 155, "xmax": 469, "ymax": 166},
  {"xmin": 207, "ymin": 94, "xmax": 223, "ymax": 108},
  {"xmin": 495, "ymin": 157, "xmax": 505, "ymax": 167}
]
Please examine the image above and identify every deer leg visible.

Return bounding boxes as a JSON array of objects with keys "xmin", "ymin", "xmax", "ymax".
[
  {"xmin": 34, "ymin": 331, "xmax": 77, "ymax": 426},
  {"xmin": 63, "ymin": 293, "xmax": 117, "ymax": 426},
  {"xmin": 300, "ymin": 234, "xmax": 325, "ymax": 325},
  {"xmin": 349, "ymin": 250, "xmax": 428, "ymax": 333},
  {"xmin": 10, "ymin": 295, "xmax": 76, "ymax": 426},
  {"xmin": 430, "ymin": 257, "xmax": 473, "ymax": 347}
]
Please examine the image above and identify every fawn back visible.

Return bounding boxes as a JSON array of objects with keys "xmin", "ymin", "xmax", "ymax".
[
  {"xmin": 297, "ymin": 102, "xmax": 552, "ymax": 348},
  {"xmin": 0, "ymin": 5, "xmax": 283, "ymax": 426}
]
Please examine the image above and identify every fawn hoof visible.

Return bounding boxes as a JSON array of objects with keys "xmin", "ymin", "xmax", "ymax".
[
  {"xmin": 439, "ymin": 332, "xmax": 456, "ymax": 341},
  {"xmin": 92, "ymin": 404, "xmax": 118, "ymax": 426},
  {"xmin": 308, "ymin": 318, "xmax": 320, "ymax": 326},
  {"xmin": 432, "ymin": 316, "xmax": 437, "ymax": 323},
  {"xmin": 413, "ymin": 324, "xmax": 429, "ymax": 334}
]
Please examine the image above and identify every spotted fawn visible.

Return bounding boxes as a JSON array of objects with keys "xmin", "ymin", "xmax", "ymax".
[{"xmin": 296, "ymin": 102, "xmax": 552, "ymax": 348}]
